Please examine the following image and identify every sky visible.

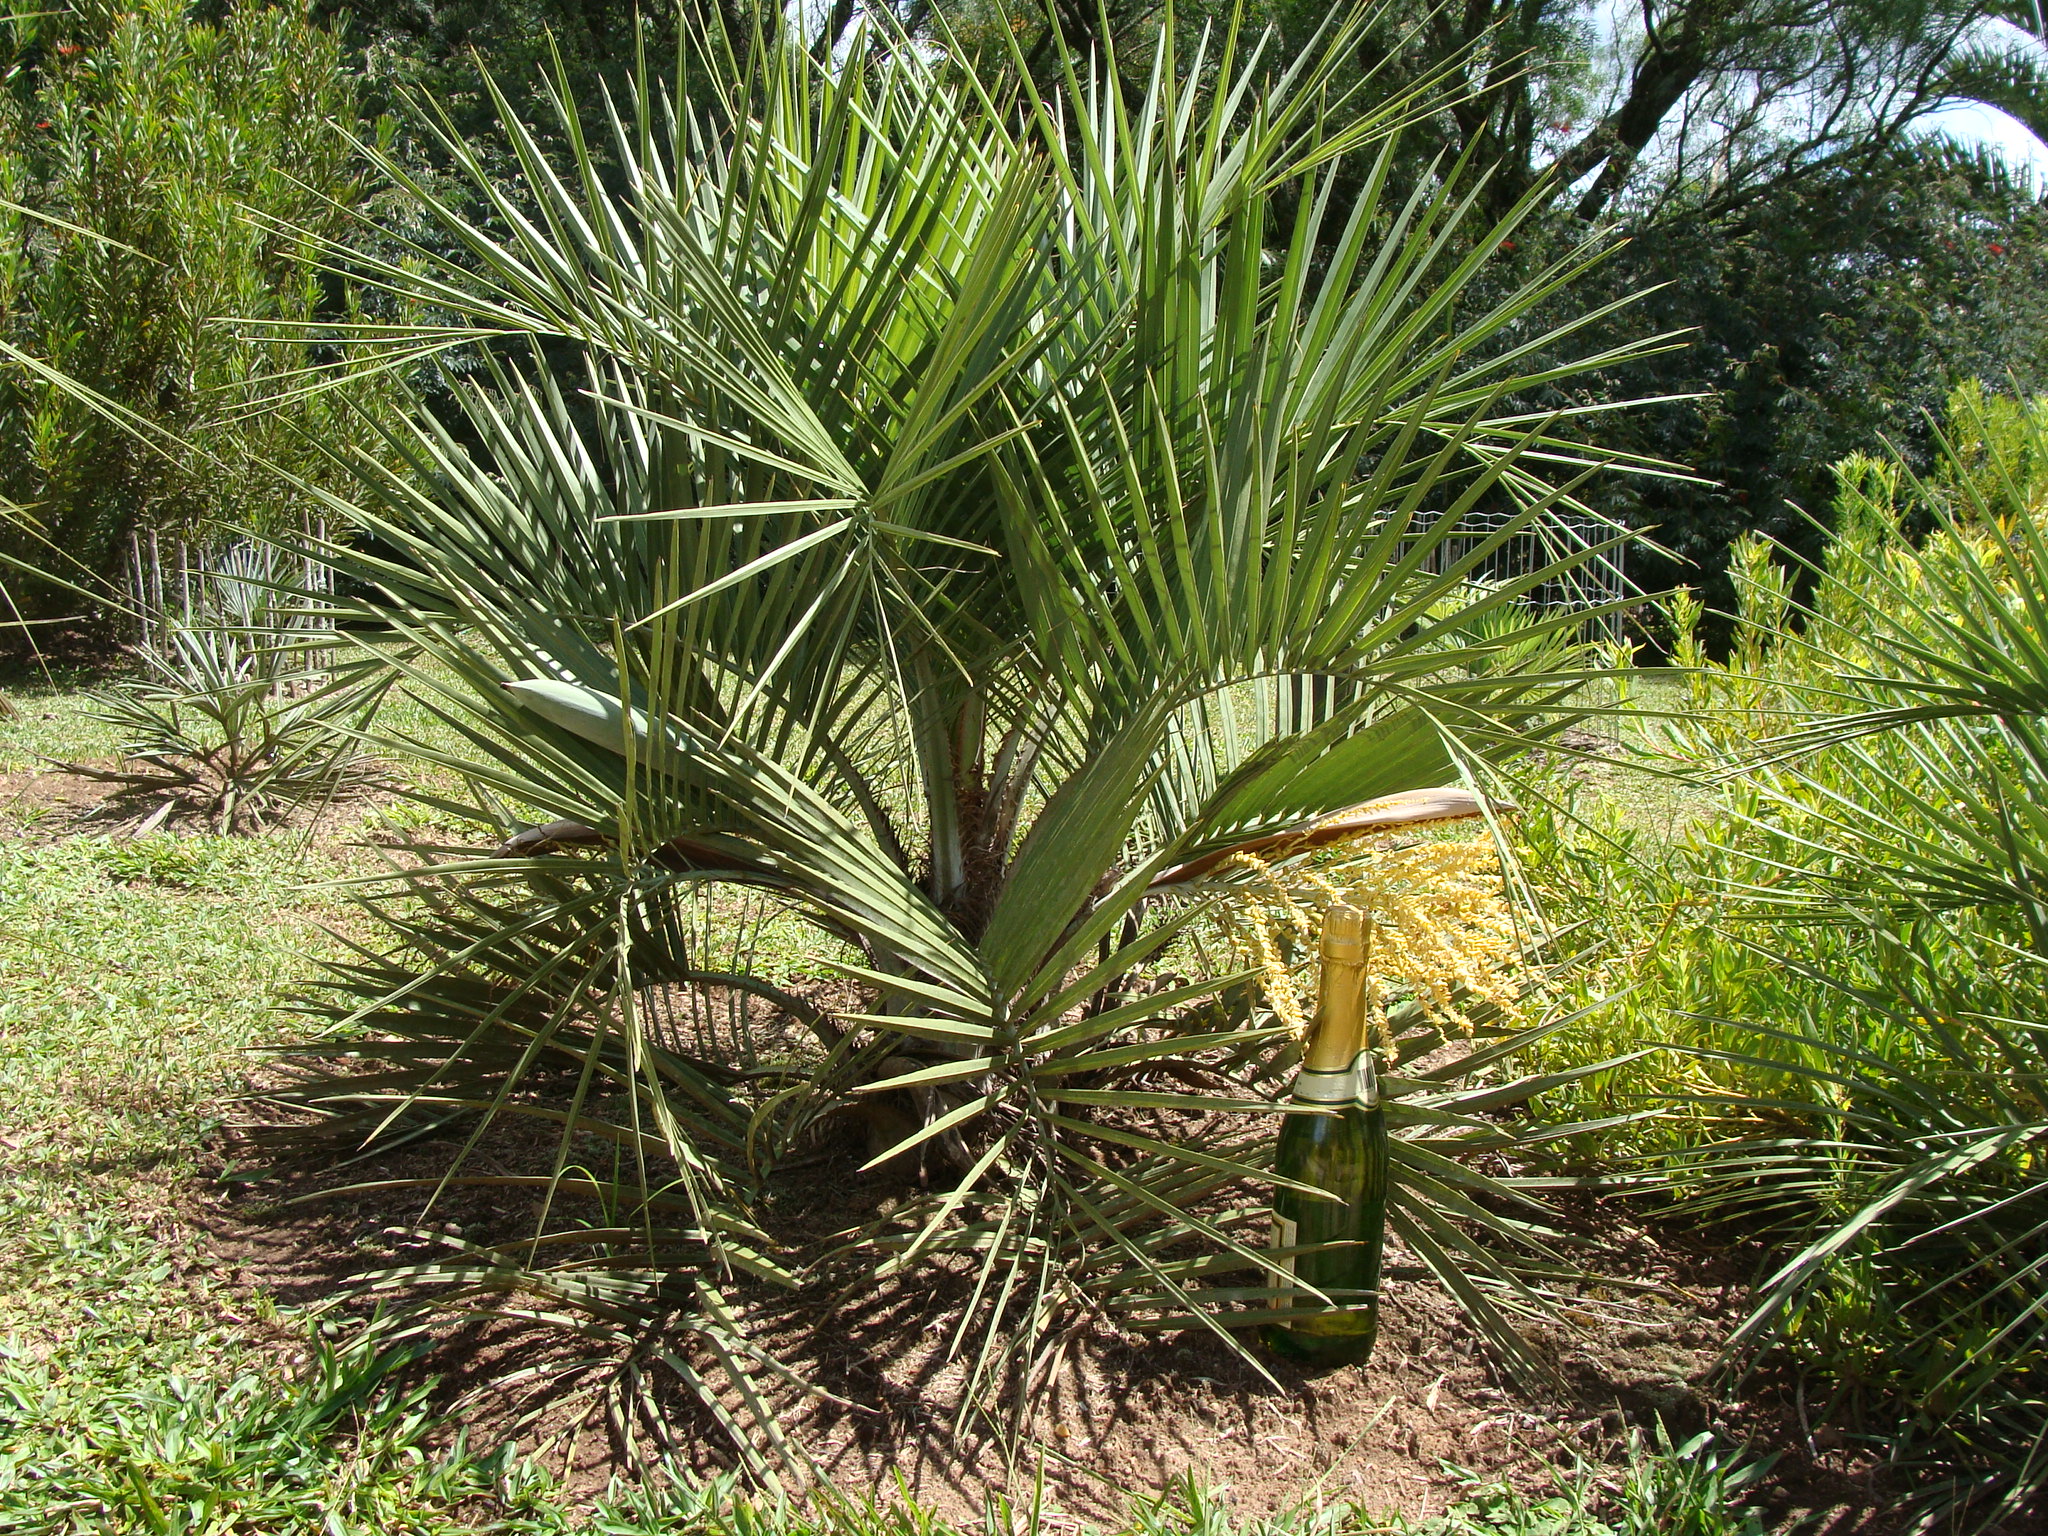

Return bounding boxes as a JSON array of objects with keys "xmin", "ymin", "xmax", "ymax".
[
  {"xmin": 1922, "ymin": 102, "xmax": 2048, "ymax": 182},
  {"xmin": 1896, "ymin": 13, "xmax": 2048, "ymax": 184}
]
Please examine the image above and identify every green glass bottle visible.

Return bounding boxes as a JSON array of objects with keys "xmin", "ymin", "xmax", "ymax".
[{"xmin": 1261, "ymin": 903, "xmax": 1390, "ymax": 1368}]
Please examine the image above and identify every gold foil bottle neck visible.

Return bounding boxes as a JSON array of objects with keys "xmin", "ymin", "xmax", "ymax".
[{"xmin": 1303, "ymin": 903, "xmax": 1372, "ymax": 1074}]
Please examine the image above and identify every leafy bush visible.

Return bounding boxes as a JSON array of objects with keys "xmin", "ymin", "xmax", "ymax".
[
  {"xmin": 259, "ymin": 10, "xmax": 1657, "ymax": 1472},
  {"xmin": 0, "ymin": 0, "xmax": 376, "ymax": 627},
  {"xmin": 1521, "ymin": 390, "xmax": 2048, "ymax": 1530}
]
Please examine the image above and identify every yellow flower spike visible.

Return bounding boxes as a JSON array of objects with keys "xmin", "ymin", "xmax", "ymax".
[
  {"xmin": 1214, "ymin": 830, "xmax": 1527, "ymax": 1056},
  {"xmin": 1227, "ymin": 848, "xmax": 1316, "ymax": 942},
  {"xmin": 1234, "ymin": 892, "xmax": 1307, "ymax": 1036}
]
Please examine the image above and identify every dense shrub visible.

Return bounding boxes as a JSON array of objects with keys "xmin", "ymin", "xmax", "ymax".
[
  {"xmin": 1524, "ymin": 390, "xmax": 2048, "ymax": 1530},
  {"xmin": 0, "ymin": 0, "xmax": 371, "ymax": 629}
]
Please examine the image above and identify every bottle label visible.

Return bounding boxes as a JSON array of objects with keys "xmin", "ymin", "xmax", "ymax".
[
  {"xmin": 1267, "ymin": 1215, "xmax": 1298, "ymax": 1307},
  {"xmin": 1354, "ymin": 1051, "xmax": 1381, "ymax": 1108},
  {"xmin": 1292, "ymin": 1067, "xmax": 1357, "ymax": 1105}
]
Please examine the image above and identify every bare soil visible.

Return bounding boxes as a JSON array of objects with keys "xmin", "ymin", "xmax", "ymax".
[
  {"xmin": 0, "ymin": 761, "xmax": 394, "ymax": 841},
  {"xmin": 0, "ymin": 763, "xmax": 120, "ymax": 834},
  {"xmin": 184, "ymin": 1101, "xmax": 1897, "ymax": 1533}
]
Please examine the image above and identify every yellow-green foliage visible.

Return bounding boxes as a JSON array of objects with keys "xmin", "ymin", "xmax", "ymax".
[
  {"xmin": 1941, "ymin": 378, "xmax": 2048, "ymax": 525},
  {"xmin": 1523, "ymin": 387, "xmax": 2048, "ymax": 1528}
]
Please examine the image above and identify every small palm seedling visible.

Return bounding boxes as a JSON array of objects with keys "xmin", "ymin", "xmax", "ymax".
[{"xmin": 66, "ymin": 547, "xmax": 384, "ymax": 832}]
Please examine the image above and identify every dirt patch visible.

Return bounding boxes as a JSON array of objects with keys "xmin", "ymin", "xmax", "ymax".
[
  {"xmin": 0, "ymin": 760, "xmax": 397, "ymax": 842},
  {"xmin": 0, "ymin": 764, "xmax": 118, "ymax": 836}
]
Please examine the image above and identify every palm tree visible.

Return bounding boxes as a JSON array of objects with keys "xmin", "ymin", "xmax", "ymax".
[{"xmin": 275, "ymin": 11, "xmax": 1663, "ymax": 1470}]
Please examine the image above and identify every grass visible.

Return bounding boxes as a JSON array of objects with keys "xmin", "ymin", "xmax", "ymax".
[
  {"xmin": 0, "ymin": 667, "xmax": 1778, "ymax": 1535},
  {"xmin": 0, "ymin": 1212, "xmax": 570, "ymax": 1534},
  {"xmin": 1406, "ymin": 1431, "xmax": 1770, "ymax": 1536},
  {"xmin": 0, "ymin": 666, "xmax": 130, "ymax": 770},
  {"xmin": 0, "ymin": 830, "xmax": 354, "ymax": 1285}
]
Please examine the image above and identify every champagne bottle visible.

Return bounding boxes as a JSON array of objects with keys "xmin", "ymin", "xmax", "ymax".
[{"xmin": 1261, "ymin": 903, "xmax": 1390, "ymax": 1368}]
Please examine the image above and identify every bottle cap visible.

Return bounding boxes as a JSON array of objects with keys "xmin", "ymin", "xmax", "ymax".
[{"xmin": 1321, "ymin": 902, "xmax": 1367, "ymax": 963}]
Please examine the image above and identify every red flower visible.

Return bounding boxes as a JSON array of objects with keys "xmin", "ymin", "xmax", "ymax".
[
  {"xmin": 54, "ymin": 41, "xmax": 79, "ymax": 56},
  {"xmin": 1498, "ymin": 238, "xmax": 1517, "ymax": 252},
  {"xmin": 1990, "ymin": 242, "xmax": 2007, "ymax": 255},
  {"xmin": 33, "ymin": 119, "xmax": 50, "ymax": 129}
]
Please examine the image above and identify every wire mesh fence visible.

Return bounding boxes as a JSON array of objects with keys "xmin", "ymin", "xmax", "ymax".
[
  {"xmin": 1407, "ymin": 507, "xmax": 1633, "ymax": 746},
  {"xmin": 1409, "ymin": 507, "xmax": 1628, "ymax": 643},
  {"xmin": 125, "ymin": 525, "xmax": 337, "ymax": 677}
]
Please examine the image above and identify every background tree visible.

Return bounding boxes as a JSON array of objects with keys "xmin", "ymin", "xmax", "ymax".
[
  {"xmin": 308, "ymin": 0, "xmax": 685, "ymax": 172},
  {"xmin": 1579, "ymin": 141, "xmax": 2048, "ymax": 630},
  {"xmin": 947, "ymin": 0, "xmax": 2048, "ymax": 221}
]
